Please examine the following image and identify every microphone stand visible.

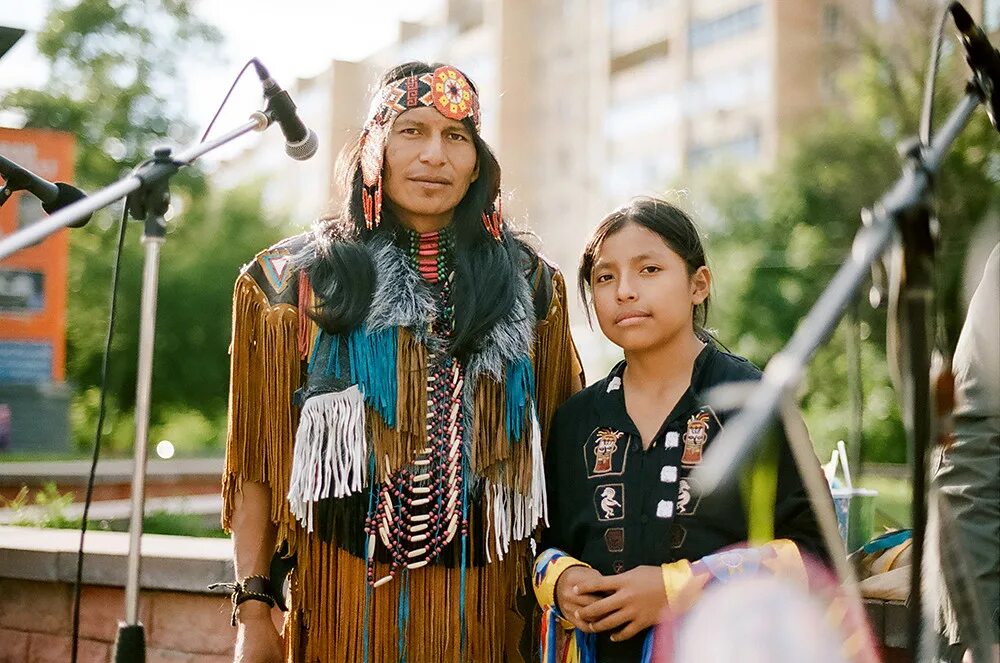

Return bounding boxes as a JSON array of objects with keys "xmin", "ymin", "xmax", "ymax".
[
  {"xmin": 0, "ymin": 114, "xmax": 268, "ymax": 260},
  {"xmin": 119, "ymin": 115, "xmax": 281, "ymax": 663},
  {"xmin": 0, "ymin": 110, "xmax": 276, "ymax": 663},
  {"xmin": 691, "ymin": 81, "xmax": 992, "ymax": 662}
]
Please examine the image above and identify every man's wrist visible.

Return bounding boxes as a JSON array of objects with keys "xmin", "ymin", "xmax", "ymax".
[{"xmin": 235, "ymin": 600, "xmax": 273, "ymax": 623}]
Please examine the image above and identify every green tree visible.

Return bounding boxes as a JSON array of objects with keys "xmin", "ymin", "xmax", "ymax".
[
  {"xmin": 4, "ymin": 2, "xmax": 289, "ymax": 454},
  {"xmin": 68, "ymin": 185, "xmax": 288, "ymax": 454},
  {"xmin": 4, "ymin": 0, "xmax": 221, "ymax": 188},
  {"xmin": 689, "ymin": 1, "xmax": 997, "ymax": 464}
]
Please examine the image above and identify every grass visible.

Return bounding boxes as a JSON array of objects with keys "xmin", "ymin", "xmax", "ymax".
[
  {"xmin": 0, "ymin": 451, "xmax": 94, "ymax": 462},
  {"xmin": 7, "ymin": 510, "xmax": 228, "ymax": 539},
  {"xmin": 858, "ymin": 474, "xmax": 912, "ymax": 531},
  {"xmin": 2, "ymin": 483, "xmax": 227, "ymax": 538}
]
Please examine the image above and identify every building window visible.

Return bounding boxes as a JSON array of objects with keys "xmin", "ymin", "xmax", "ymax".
[
  {"xmin": 686, "ymin": 129, "xmax": 761, "ymax": 169},
  {"xmin": 688, "ymin": 4, "xmax": 763, "ymax": 50},
  {"xmin": 605, "ymin": 91, "xmax": 679, "ymax": 139},
  {"xmin": 873, "ymin": 0, "xmax": 894, "ymax": 23},
  {"xmin": 606, "ymin": 153, "xmax": 681, "ymax": 200},
  {"xmin": 823, "ymin": 4, "xmax": 841, "ymax": 37},
  {"xmin": 986, "ymin": 0, "xmax": 999, "ymax": 31},
  {"xmin": 609, "ymin": 0, "xmax": 663, "ymax": 26},
  {"xmin": 681, "ymin": 62, "xmax": 770, "ymax": 116}
]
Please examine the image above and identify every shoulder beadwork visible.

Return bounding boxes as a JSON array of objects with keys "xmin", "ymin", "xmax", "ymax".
[{"xmin": 240, "ymin": 232, "xmax": 313, "ymax": 306}]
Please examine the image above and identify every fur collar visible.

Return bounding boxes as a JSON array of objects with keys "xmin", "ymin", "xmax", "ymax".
[{"xmin": 300, "ymin": 230, "xmax": 535, "ymax": 384}]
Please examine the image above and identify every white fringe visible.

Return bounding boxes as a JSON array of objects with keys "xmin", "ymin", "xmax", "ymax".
[
  {"xmin": 287, "ymin": 386, "xmax": 367, "ymax": 532},
  {"xmin": 485, "ymin": 406, "xmax": 549, "ymax": 562},
  {"xmin": 529, "ymin": 406, "xmax": 549, "ymax": 530}
]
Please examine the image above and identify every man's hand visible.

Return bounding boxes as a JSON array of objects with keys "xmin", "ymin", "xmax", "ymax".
[
  {"xmin": 554, "ymin": 565, "xmax": 606, "ymax": 632},
  {"xmin": 575, "ymin": 565, "xmax": 667, "ymax": 642},
  {"xmin": 234, "ymin": 604, "xmax": 283, "ymax": 663}
]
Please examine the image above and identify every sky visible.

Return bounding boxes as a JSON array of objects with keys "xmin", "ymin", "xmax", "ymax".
[{"xmin": 0, "ymin": 0, "xmax": 437, "ymax": 160}]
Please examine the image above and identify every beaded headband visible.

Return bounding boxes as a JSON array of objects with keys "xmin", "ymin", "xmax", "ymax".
[{"xmin": 358, "ymin": 65, "xmax": 502, "ymax": 240}]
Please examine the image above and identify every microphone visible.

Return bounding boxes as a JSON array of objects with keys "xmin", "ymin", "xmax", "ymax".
[
  {"xmin": 251, "ymin": 59, "xmax": 319, "ymax": 161},
  {"xmin": 0, "ymin": 154, "xmax": 93, "ymax": 228},
  {"xmin": 950, "ymin": 2, "xmax": 1000, "ymax": 129}
]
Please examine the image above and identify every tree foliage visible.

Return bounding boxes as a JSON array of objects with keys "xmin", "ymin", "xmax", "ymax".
[
  {"xmin": 689, "ymin": 1, "xmax": 998, "ymax": 463},
  {"xmin": 4, "ymin": 2, "xmax": 289, "ymax": 454},
  {"xmin": 4, "ymin": 0, "xmax": 222, "ymax": 188}
]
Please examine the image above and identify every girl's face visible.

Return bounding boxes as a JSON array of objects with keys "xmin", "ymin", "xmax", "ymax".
[{"xmin": 590, "ymin": 222, "xmax": 710, "ymax": 353}]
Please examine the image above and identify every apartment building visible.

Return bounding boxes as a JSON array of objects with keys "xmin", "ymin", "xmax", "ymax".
[{"xmin": 212, "ymin": 0, "xmax": 995, "ymax": 373}]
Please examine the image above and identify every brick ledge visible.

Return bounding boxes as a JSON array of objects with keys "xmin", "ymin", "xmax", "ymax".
[{"xmin": 0, "ymin": 526, "xmax": 233, "ymax": 593}]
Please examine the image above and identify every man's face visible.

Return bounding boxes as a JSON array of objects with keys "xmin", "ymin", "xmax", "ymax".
[{"xmin": 382, "ymin": 106, "xmax": 479, "ymax": 233}]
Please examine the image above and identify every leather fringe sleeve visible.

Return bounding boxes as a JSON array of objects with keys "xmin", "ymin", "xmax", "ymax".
[{"xmin": 222, "ymin": 271, "xmax": 301, "ymax": 554}]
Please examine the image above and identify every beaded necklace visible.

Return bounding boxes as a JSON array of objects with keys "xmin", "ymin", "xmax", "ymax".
[{"xmin": 364, "ymin": 227, "xmax": 468, "ymax": 587}]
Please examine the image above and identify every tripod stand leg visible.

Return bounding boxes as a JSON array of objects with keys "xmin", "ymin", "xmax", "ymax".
[{"xmin": 113, "ymin": 622, "xmax": 145, "ymax": 663}]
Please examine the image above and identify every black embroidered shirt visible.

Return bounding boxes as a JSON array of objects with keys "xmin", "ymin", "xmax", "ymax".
[{"xmin": 541, "ymin": 343, "xmax": 828, "ymax": 661}]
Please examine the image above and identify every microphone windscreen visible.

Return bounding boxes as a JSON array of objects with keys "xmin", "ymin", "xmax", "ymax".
[{"xmin": 43, "ymin": 182, "xmax": 92, "ymax": 228}]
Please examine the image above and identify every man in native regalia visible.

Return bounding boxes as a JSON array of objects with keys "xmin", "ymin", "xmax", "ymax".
[{"xmin": 219, "ymin": 61, "xmax": 583, "ymax": 663}]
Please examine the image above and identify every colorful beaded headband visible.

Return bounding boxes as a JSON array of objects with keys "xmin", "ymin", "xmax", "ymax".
[{"xmin": 358, "ymin": 65, "xmax": 502, "ymax": 240}]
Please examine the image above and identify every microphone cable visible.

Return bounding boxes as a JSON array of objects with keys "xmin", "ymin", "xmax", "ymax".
[
  {"xmin": 199, "ymin": 58, "xmax": 260, "ymax": 143},
  {"xmin": 68, "ymin": 58, "xmax": 260, "ymax": 662},
  {"xmin": 69, "ymin": 200, "xmax": 129, "ymax": 663},
  {"xmin": 919, "ymin": 3, "xmax": 955, "ymax": 147}
]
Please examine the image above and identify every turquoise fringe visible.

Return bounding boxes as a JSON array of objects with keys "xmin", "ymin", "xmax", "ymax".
[
  {"xmin": 307, "ymin": 329, "xmax": 324, "ymax": 374},
  {"xmin": 504, "ymin": 355, "xmax": 535, "ymax": 443},
  {"xmin": 325, "ymin": 333, "xmax": 341, "ymax": 377},
  {"xmin": 307, "ymin": 330, "xmax": 342, "ymax": 378},
  {"xmin": 348, "ymin": 324, "xmax": 397, "ymax": 426}
]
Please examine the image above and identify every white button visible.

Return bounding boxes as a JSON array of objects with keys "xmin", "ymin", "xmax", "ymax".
[
  {"xmin": 660, "ymin": 466, "xmax": 677, "ymax": 483},
  {"xmin": 665, "ymin": 432, "xmax": 679, "ymax": 448},
  {"xmin": 656, "ymin": 500, "xmax": 674, "ymax": 519}
]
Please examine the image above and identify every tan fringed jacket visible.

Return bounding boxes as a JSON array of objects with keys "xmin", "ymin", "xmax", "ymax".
[{"xmin": 222, "ymin": 231, "xmax": 582, "ymax": 663}]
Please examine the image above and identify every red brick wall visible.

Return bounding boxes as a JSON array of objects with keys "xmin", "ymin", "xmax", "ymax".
[{"xmin": 0, "ymin": 578, "xmax": 280, "ymax": 663}]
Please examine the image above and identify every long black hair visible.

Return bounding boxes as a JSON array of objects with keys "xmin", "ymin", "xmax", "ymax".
[
  {"xmin": 307, "ymin": 61, "xmax": 525, "ymax": 361},
  {"xmin": 578, "ymin": 196, "xmax": 711, "ymax": 330}
]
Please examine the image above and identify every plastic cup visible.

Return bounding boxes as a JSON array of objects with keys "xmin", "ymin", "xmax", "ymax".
[{"xmin": 830, "ymin": 488, "xmax": 878, "ymax": 551}]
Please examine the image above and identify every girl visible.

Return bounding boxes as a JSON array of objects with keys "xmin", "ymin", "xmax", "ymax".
[{"xmin": 533, "ymin": 197, "xmax": 828, "ymax": 662}]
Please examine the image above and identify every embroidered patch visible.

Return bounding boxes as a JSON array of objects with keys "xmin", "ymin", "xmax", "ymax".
[
  {"xmin": 583, "ymin": 427, "xmax": 630, "ymax": 478},
  {"xmin": 681, "ymin": 411, "xmax": 712, "ymax": 466},
  {"xmin": 660, "ymin": 465, "xmax": 678, "ymax": 483},
  {"xmin": 613, "ymin": 560, "xmax": 626, "ymax": 573},
  {"xmin": 593, "ymin": 428, "xmax": 623, "ymax": 473},
  {"xmin": 257, "ymin": 249, "xmax": 294, "ymax": 294},
  {"xmin": 604, "ymin": 527, "xmax": 625, "ymax": 553},
  {"xmin": 664, "ymin": 431, "xmax": 680, "ymax": 448},
  {"xmin": 677, "ymin": 477, "xmax": 701, "ymax": 516},
  {"xmin": 607, "ymin": 376, "xmax": 621, "ymax": 392},
  {"xmin": 594, "ymin": 483, "xmax": 624, "ymax": 521},
  {"xmin": 670, "ymin": 525, "xmax": 687, "ymax": 549},
  {"xmin": 656, "ymin": 499, "xmax": 674, "ymax": 519}
]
